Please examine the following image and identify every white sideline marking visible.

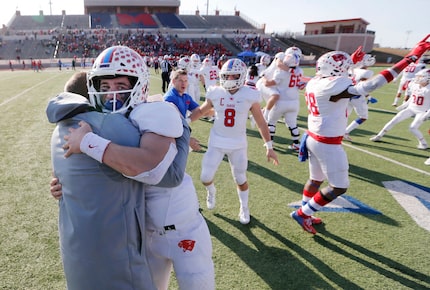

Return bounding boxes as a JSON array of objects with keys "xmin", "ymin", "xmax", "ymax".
[
  {"xmin": 0, "ymin": 74, "xmax": 62, "ymax": 108},
  {"xmin": 383, "ymin": 181, "xmax": 430, "ymax": 232},
  {"xmin": 342, "ymin": 142, "xmax": 430, "ymax": 176}
]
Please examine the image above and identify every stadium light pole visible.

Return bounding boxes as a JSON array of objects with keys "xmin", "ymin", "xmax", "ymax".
[
  {"xmin": 206, "ymin": 0, "xmax": 209, "ymax": 15},
  {"xmin": 404, "ymin": 30, "xmax": 411, "ymax": 49}
]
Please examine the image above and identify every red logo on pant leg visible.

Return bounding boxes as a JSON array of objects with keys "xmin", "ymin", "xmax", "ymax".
[{"xmin": 178, "ymin": 240, "xmax": 196, "ymax": 252}]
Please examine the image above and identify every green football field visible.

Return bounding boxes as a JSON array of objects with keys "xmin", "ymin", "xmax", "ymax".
[{"xmin": 0, "ymin": 67, "xmax": 429, "ymax": 289}]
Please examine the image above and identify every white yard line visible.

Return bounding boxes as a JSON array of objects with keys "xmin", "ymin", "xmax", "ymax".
[
  {"xmin": 0, "ymin": 74, "xmax": 62, "ymax": 108},
  {"xmin": 296, "ymin": 126, "xmax": 430, "ymax": 176},
  {"xmin": 342, "ymin": 141, "xmax": 430, "ymax": 176}
]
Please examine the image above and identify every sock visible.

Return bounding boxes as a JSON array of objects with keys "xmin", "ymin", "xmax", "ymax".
[
  {"xmin": 302, "ymin": 191, "xmax": 333, "ymax": 217},
  {"xmin": 302, "ymin": 189, "xmax": 316, "ymax": 206},
  {"xmin": 346, "ymin": 120, "xmax": 360, "ymax": 134},
  {"xmin": 263, "ymin": 109, "xmax": 270, "ymax": 121},
  {"xmin": 237, "ymin": 189, "xmax": 249, "ymax": 208},
  {"xmin": 206, "ymin": 183, "xmax": 216, "ymax": 195}
]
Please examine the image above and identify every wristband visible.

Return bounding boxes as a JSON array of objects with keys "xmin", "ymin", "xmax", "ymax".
[
  {"xmin": 80, "ymin": 132, "xmax": 111, "ymax": 163},
  {"xmin": 263, "ymin": 141, "xmax": 273, "ymax": 150},
  {"xmin": 186, "ymin": 117, "xmax": 192, "ymax": 124}
]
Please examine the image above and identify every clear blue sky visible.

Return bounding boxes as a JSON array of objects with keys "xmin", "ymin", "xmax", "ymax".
[{"xmin": 1, "ymin": 0, "xmax": 428, "ymax": 48}]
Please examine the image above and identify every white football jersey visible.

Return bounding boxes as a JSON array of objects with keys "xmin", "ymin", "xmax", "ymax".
[
  {"xmin": 405, "ymin": 82, "xmax": 430, "ymax": 113},
  {"xmin": 206, "ymin": 85, "xmax": 260, "ymax": 149},
  {"xmin": 273, "ymin": 67, "xmax": 303, "ymax": 101},
  {"xmin": 305, "ymin": 76, "xmax": 353, "ymax": 137},
  {"xmin": 144, "ymin": 173, "xmax": 200, "ymax": 229},
  {"xmin": 401, "ymin": 63, "xmax": 427, "ymax": 81},
  {"xmin": 199, "ymin": 65, "xmax": 219, "ymax": 89}
]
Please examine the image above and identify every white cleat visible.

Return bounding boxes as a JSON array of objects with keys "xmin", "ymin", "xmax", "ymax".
[
  {"xmin": 370, "ymin": 135, "xmax": 382, "ymax": 142},
  {"xmin": 239, "ymin": 207, "xmax": 250, "ymax": 224},
  {"xmin": 417, "ymin": 143, "xmax": 428, "ymax": 150},
  {"xmin": 424, "ymin": 157, "xmax": 430, "ymax": 165}
]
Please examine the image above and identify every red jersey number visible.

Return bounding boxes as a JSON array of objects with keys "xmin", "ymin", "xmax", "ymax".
[
  {"xmin": 224, "ymin": 108, "xmax": 235, "ymax": 127},
  {"xmin": 305, "ymin": 92, "xmax": 320, "ymax": 116}
]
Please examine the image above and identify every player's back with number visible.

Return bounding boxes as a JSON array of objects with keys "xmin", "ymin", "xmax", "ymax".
[{"xmin": 305, "ymin": 76, "xmax": 352, "ymax": 137}]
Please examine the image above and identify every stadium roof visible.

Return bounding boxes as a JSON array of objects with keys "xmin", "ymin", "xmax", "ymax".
[
  {"xmin": 304, "ymin": 18, "xmax": 370, "ymax": 25},
  {"xmin": 84, "ymin": 0, "xmax": 180, "ymax": 7}
]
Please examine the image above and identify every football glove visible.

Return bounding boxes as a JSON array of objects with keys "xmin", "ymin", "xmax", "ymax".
[
  {"xmin": 367, "ymin": 96, "xmax": 378, "ymax": 104},
  {"xmin": 351, "ymin": 46, "xmax": 365, "ymax": 64},
  {"xmin": 404, "ymin": 34, "xmax": 430, "ymax": 63}
]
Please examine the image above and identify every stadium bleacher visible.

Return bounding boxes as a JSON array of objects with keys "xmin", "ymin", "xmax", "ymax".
[{"xmin": 0, "ymin": 9, "xmax": 405, "ymax": 69}]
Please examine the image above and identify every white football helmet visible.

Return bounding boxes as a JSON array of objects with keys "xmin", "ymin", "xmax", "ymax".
[
  {"xmin": 260, "ymin": 54, "xmax": 271, "ymax": 66},
  {"xmin": 285, "ymin": 47, "xmax": 302, "ymax": 59},
  {"xmin": 284, "ymin": 46, "xmax": 302, "ymax": 67},
  {"xmin": 88, "ymin": 45, "xmax": 149, "ymax": 114},
  {"xmin": 190, "ymin": 53, "xmax": 201, "ymax": 69},
  {"xmin": 414, "ymin": 68, "xmax": 430, "ymax": 85},
  {"xmin": 202, "ymin": 57, "xmax": 213, "ymax": 67},
  {"xmin": 316, "ymin": 51, "xmax": 353, "ymax": 77},
  {"xmin": 177, "ymin": 56, "xmax": 191, "ymax": 70},
  {"xmin": 219, "ymin": 58, "xmax": 247, "ymax": 90}
]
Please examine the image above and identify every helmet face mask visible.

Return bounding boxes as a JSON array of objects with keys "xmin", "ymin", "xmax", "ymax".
[
  {"xmin": 88, "ymin": 46, "xmax": 149, "ymax": 114},
  {"xmin": 283, "ymin": 53, "xmax": 300, "ymax": 67},
  {"xmin": 190, "ymin": 53, "xmax": 201, "ymax": 69},
  {"xmin": 219, "ymin": 58, "xmax": 247, "ymax": 90},
  {"xmin": 316, "ymin": 51, "xmax": 353, "ymax": 77},
  {"xmin": 284, "ymin": 47, "xmax": 302, "ymax": 67}
]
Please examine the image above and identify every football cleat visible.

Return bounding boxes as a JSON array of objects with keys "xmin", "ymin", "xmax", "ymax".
[
  {"xmin": 206, "ymin": 190, "xmax": 216, "ymax": 210},
  {"xmin": 288, "ymin": 143, "xmax": 300, "ymax": 151},
  {"xmin": 424, "ymin": 157, "xmax": 430, "ymax": 165},
  {"xmin": 370, "ymin": 135, "xmax": 382, "ymax": 142},
  {"xmin": 311, "ymin": 216, "xmax": 323, "ymax": 225},
  {"xmin": 239, "ymin": 207, "xmax": 250, "ymax": 224},
  {"xmin": 290, "ymin": 211, "xmax": 316, "ymax": 234},
  {"xmin": 417, "ymin": 143, "xmax": 428, "ymax": 150},
  {"xmin": 343, "ymin": 134, "xmax": 352, "ymax": 141}
]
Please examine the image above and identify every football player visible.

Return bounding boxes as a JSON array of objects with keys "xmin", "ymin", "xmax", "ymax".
[
  {"xmin": 199, "ymin": 57, "xmax": 220, "ymax": 91},
  {"xmin": 187, "ymin": 53, "xmax": 203, "ymax": 102},
  {"xmin": 344, "ymin": 54, "xmax": 377, "ymax": 141},
  {"xmin": 370, "ymin": 68, "xmax": 430, "ymax": 149},
  {"xmin": 49, "ymin": 46, "xmax": 215, "ymax": 290},
  {"xmin": 291, "ymin": 36, "xmax": 430, "ymax": 235},
  {"xmin": 187, "ymin": 58, "xmax": 279, "ymax": 225},
  {"xmin": 392, "ymin": 59, "xmax": 426, "ymax": 106},
  {"xmin": 264, "ymin": 47, "xmax": 305, "ymax": 150}
]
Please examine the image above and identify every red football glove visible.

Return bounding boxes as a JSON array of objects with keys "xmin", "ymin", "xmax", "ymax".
[
  {"xmin": 351, "ymin": 46, "xmax": 365, "ymax": 64},
  {"xmin": 405, "ymin": 34, "xmax": 430, "ymax": 63}
]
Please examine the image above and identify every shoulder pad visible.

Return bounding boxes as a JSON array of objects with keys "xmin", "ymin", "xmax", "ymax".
[{"xmin": 129, "ymin": 102, "xmax": 183, "ymax": 138}]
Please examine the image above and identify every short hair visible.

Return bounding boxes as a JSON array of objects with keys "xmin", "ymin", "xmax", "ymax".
[
  {"xmin": 171, "ymin": 69, "xmax": 188, "ymax": 80},
  {"xmin": 64, "ymin": 71, "xmax": 89, "ymax": 99}
]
